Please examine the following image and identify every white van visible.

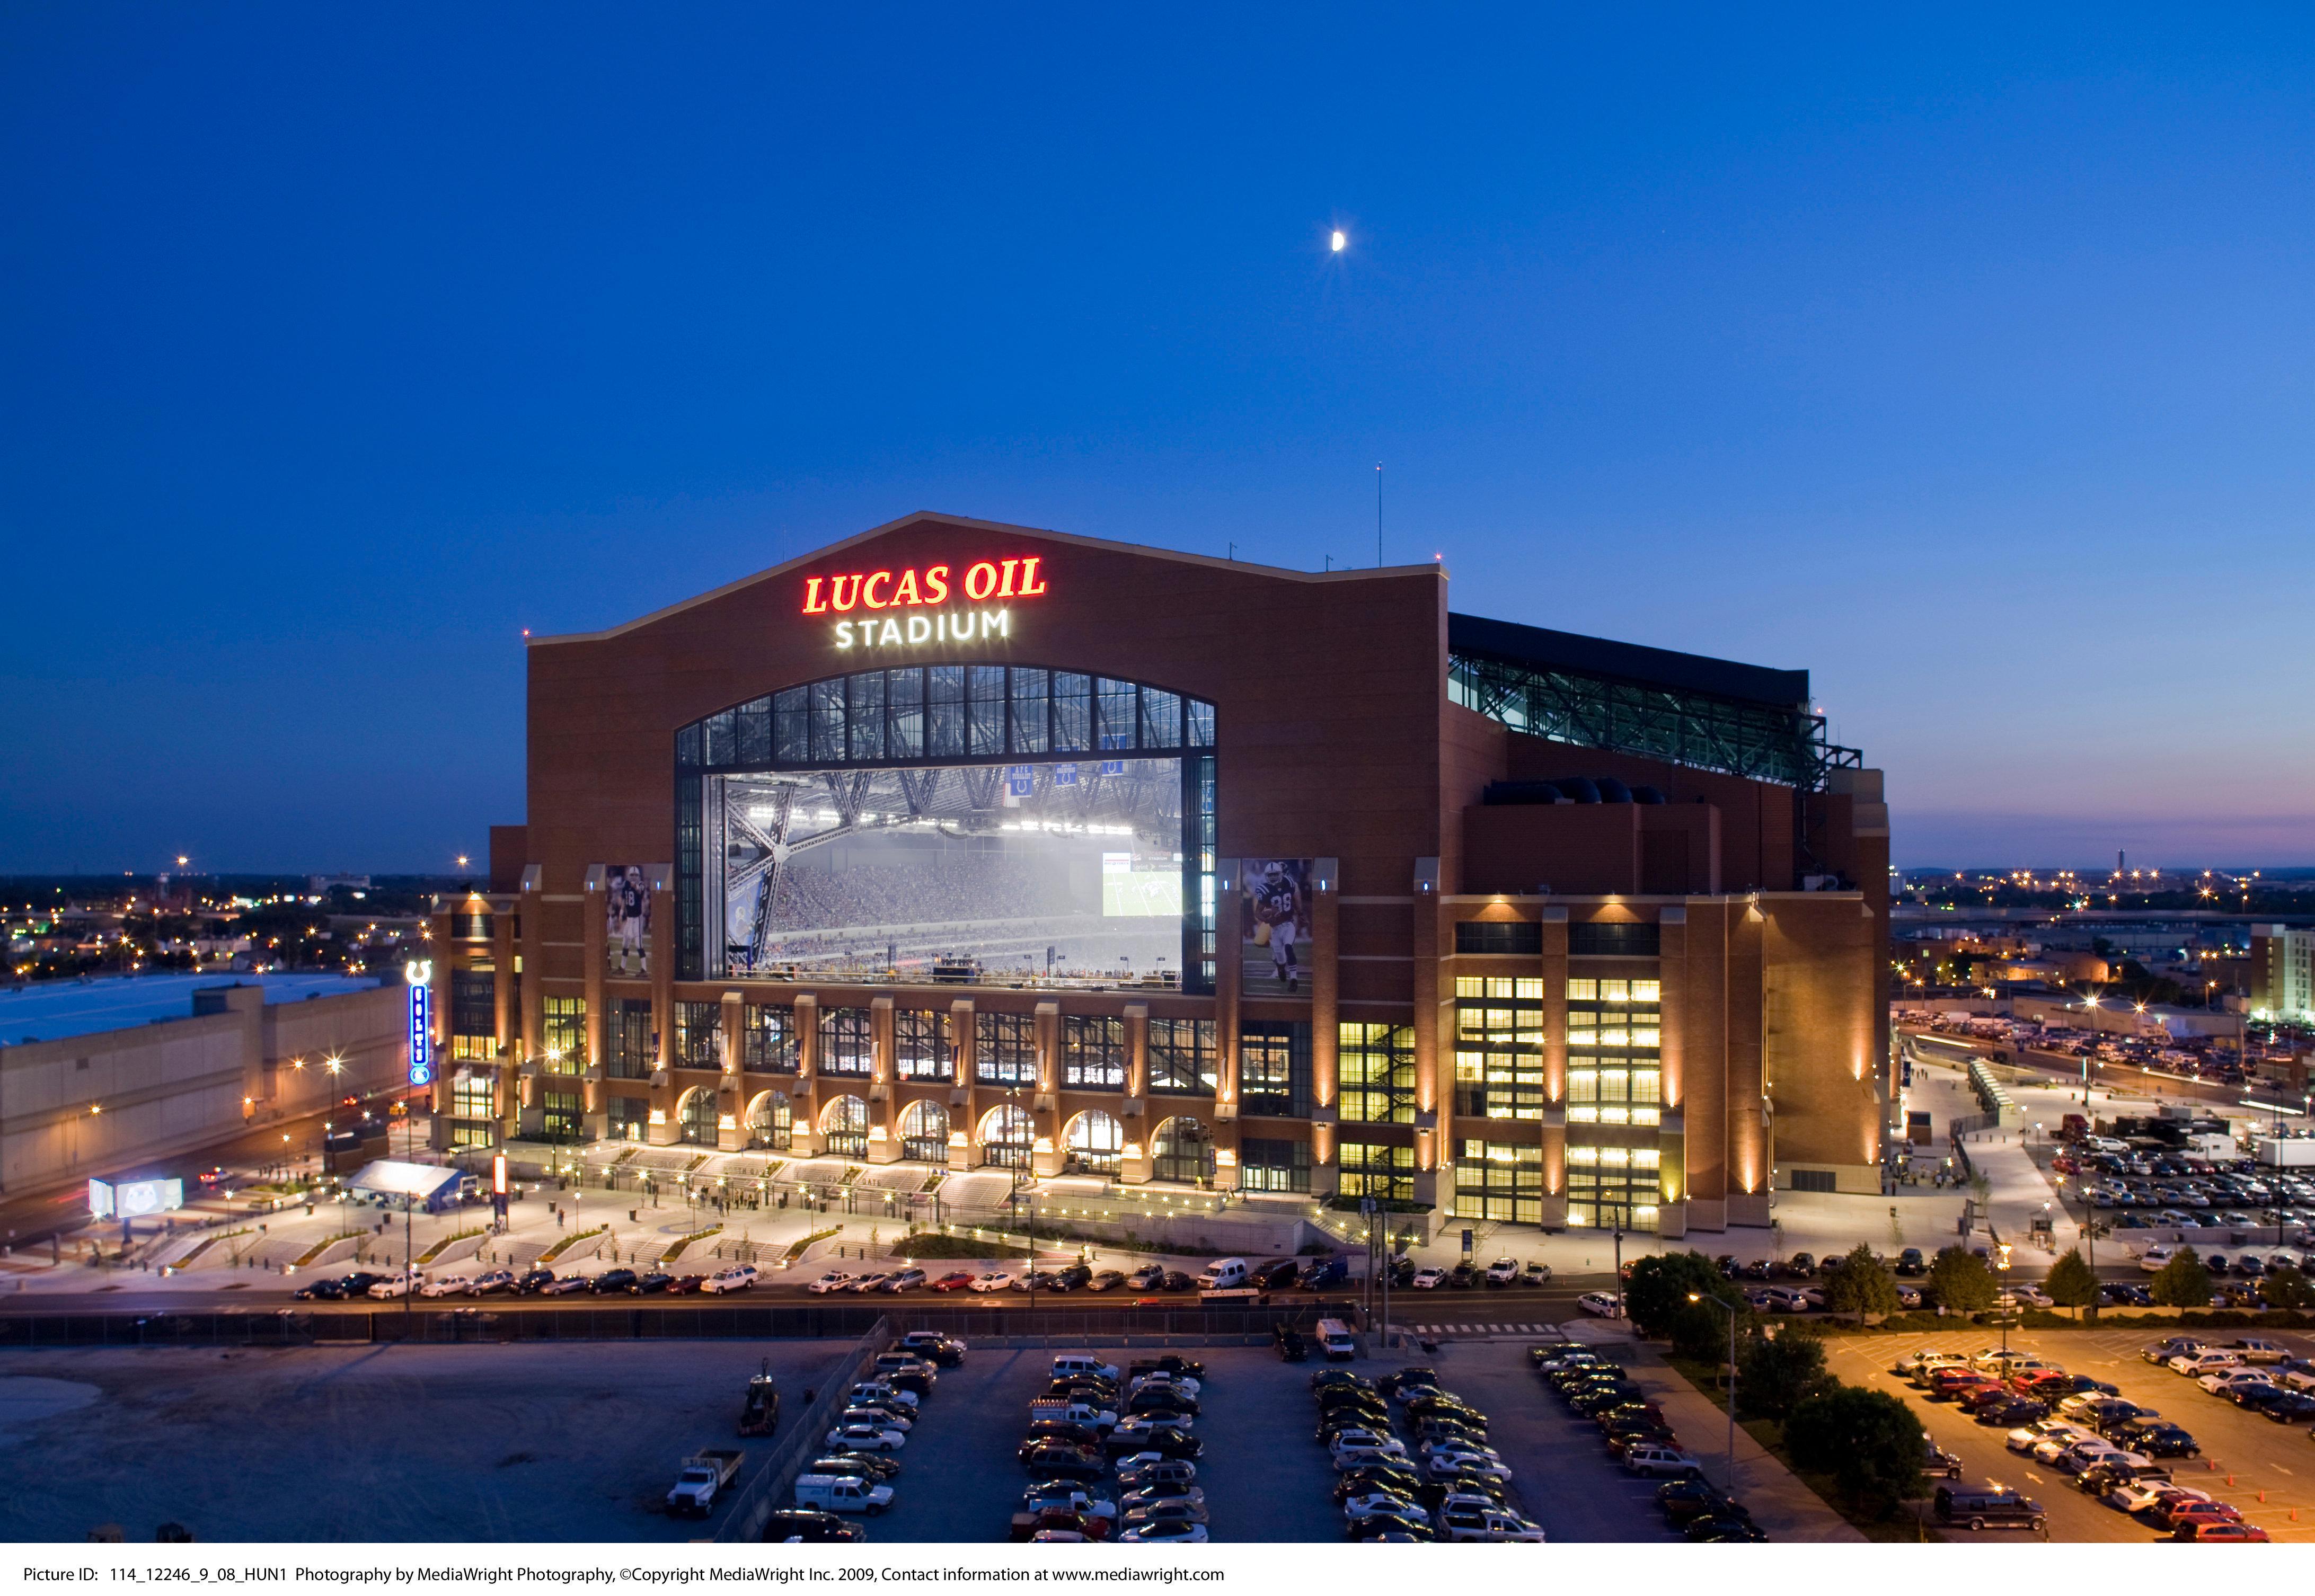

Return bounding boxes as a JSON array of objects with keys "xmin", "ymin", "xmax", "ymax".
[
  {"xmin": 1314, "ymin": 1318, "xmax": 1357, "ymax": 1361},
  {"xmin": 1196, "ymin": 1257, "xmax": 1249, "ymax": 1291},
  {"xmin": 2168, "ymin": 1350, "xmax": 2244, "ymax": 1377},
  {"xmin": 794, "ymin": 1474, "xmax": 894, "ymax": 1516}
]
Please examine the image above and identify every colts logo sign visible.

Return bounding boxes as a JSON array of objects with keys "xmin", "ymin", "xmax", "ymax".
[{"xmin": 801, "ymin": 557, "xmax": 1048, "ymax": 650}]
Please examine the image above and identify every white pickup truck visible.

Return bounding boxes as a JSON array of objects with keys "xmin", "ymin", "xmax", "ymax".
[{"xmin": 666, "ymin": 1449, "xmax": 744, "ymax": 1517}]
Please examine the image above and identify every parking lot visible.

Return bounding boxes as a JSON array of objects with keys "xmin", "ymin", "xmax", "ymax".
[
  {"xmin": 1823, "ymin": 1327, "xmax": 2315, "ymax": 1542},
  {"xmin": 859, "ymin": 1335, "xmax": 1681, "ymax": 1542},
  {"xmin": 0, "ymin": 1341, "xmax": 852, "ymax": 1542}
]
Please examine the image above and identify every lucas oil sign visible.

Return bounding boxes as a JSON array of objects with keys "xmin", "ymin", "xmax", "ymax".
[{"xmin": 801, "ymin": 556, "xmax": 1048, "ymax": 651}]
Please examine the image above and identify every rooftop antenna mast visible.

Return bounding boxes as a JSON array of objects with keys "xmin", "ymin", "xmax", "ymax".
[{"xmin": 1375, "ymin": 463, "xmax": 1383, "ymax": 567}]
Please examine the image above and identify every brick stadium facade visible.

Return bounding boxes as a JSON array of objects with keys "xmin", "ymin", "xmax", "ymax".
[{"xmin": 426, "ymin": 512, "xmax": 1892, "ymax": 1236}]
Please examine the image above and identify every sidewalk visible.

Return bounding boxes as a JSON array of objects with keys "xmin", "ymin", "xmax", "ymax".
[{"xmin": 1565, "ymin": 1319, "xmax": 1867, "ymax": 1542}]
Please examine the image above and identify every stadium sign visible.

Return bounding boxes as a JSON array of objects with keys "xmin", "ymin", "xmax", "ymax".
[
  {"xmin": 801, "ymin": 557, "xmax": 1049, "ymax": 614},
  {"xmin": 405, "ymin": 959, "xmax": 434, "ymax": 1087},
  {"xmin": 834, "ymin": 608, "xmax": 1012, "ymax": 650}
]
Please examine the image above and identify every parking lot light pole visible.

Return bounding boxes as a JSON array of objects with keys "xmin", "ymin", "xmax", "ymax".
[
  {"xmin": 1688, "ymin": 1291, "xmax": 1739, "ymax": 1493},
  {"xmin": 1996, "ymin": 1242, "xmax": 2014, "ymax": 1358}
]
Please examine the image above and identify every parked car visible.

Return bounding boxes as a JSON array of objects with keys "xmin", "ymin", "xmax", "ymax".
[
  {"xmin": 1577, "ymin": 1291, "xmax": 1624, "ymax": 1318},
  {"xmin": 928, "ymin": 1271, "xmax": 976, "ymax": 1293},
  {"xmin": 806, "ymin": 1271, "xmax": 854, "ymax": 1295},
  {"xmin": 969, "ymin": 1271, "xmax": 1016, "ymax": 1293},
  {"xmin": 591, "ymin": 1268, "xmax": 640, "ymax": 1294}
]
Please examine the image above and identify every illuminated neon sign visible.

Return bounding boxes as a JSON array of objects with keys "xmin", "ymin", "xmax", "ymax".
[
  {"xmin": 803, "ymin": 557, "xmax": 1047, "ymax": 651},
  {"xmin": 405, "ymin": 959, "xmax": 434, "ymax": 1087},
  {"xmin": 800, "ymin": 558, "xmax": 1048, "ymax": 614}
]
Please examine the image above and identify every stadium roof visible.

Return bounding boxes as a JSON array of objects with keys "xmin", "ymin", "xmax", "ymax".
[
  {"xmin": 0, "ymin": 973, "xmax": 383, "ymax": 1046},
  {"xmin": 1447, "ymin": 613, "xmax": 1809, "ymax": 711}
]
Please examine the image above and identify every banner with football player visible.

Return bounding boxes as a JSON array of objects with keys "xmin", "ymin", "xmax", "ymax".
[
  {"xmin": 1239, "ymin": 858, "xmax": 1312, "ymax": 997},
  {"xmin": 606, "ymin": 864, "xmax": 652, "ymax": 977}
]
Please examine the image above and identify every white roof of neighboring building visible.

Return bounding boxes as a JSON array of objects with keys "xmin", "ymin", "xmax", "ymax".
[
  {"xmin": 344, "ymin": 1161, "xmax": 464, "ymax": 1201},
  {"xmin": 0, "ymin": 972, "xmax": 382, "ymax": 1045}
]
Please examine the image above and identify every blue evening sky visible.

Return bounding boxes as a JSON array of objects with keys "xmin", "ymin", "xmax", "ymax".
[{"xmin": 4, "ymin": 6, "xmax": 2310, "ymax": 871}]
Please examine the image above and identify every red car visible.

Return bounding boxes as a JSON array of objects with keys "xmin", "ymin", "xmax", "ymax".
[
  {"xmin": 929, "ymin": 1271, "xmax": 976, "ymax": 1293},
  {"xmin": 2176, "ymin": 1522, "xmax": 2268, "ymax": 1542},
  {"xmin": 2163, "ymin": 1501, "xmax": 2245, "ymax": 1531}
]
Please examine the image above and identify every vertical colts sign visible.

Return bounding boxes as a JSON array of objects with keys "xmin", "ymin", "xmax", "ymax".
[{"xmin": 405, "ymin": 959, "xmax": 434, "ymax": 1087}]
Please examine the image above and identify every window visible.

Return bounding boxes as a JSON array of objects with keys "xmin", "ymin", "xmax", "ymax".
[
  {"xmin": 1052, "ymin": 671, "xmax": 1092, "ymax": 753},
  {"xmin": 1453, "ymin": 1140, "xmax": 1543, "ymax": 1224},
  {"xmin": 887, "ymin": 669, "xmax": 924, "ymax": 758},
  {"xmin": 1153, "ymin": 1117, "xmax": 1213, "ymax": 1184},
  {"xmin": 604, "ymin": 999, "xmax": 653, "ymax": 1079},
  {"xmin": 979, "ymin": 1103, "xmax": 1035, "ymax": 1169},
  {"xmin": 1147, "ymin": 1018, "xmax": 1217, "ymax": 1094},
  {"xmin": 449, "ymin": 1074, "xmax": 495, "ymax": 1146},
  {"xmin": 1139, "ymin": 688, "xmax": 1181, "ymax": 749},
  {"xmin": 605, "ymin": 1094, "xmax": 648, "ymax": 1141},
  {"xmin": 678, "ymin": 1088, "xmax": 718, "ymax": 1146},
  {"xmin": 975, "ymin": 1012, "xmax": 1037, "ymax": 1085},
  {"xmin": 1010, "ymin": 667, "xmax": 1049, "ymax": 755},
  {"xmin": 1563, "ymin": 1143, "xmax": 1662, "ymax": 1231},
  {"xmin": 1566, "ymin": 978, "xmax": 1663, "ymax": 1127},
  {"xmin": 1096, "ymin": 678, "xmax": 1137, "ymax": 750},
  {"xmin": 1066, "ymin": 1110, "xmax": 1124, "ymax": 1174},
  {"xmin": 541, "ymin": 1089, "xmax": 584, "ymax": 1142},
  {"xmin": 1455, "ymin": 920, "xmax": 1542, "ymax": 955},
  {"xmin": 1238, "ymin": 1022, "xmax": 1310, "ymax": 1116},
  {"xmin": 1239, "ymin": 1136, "xmax": 1310, "ymax": 1193},
  {"xmin": 1570, "ymin": 921, "xmax": 1660, "ymax": 957},
  {"xmin": 969, "ymin": 664, "xmax": 1005, "ymax": 756},
  {"xmin": 818, "ymin": 1007, "xmax": 873, "ymax": 1076},
  {"xmin": 1452, "ymin": 977, "xmax": 1543, "ymax": 1120},
  {"xmin": 450, "ymin": 970, "xmax": 495, "ymax": 1042},
  {"xmin": 747, "ymin": 1091, "xmax": 792, "ymax": 1150},
  {"xmin": 899, "ymin": 1098, "xmax": 949, "ymax": 1163},
  {"xmin": 927, "ymin": 664, "xmax": 966, "ymax": 758},
  {"xmin": 1338, "ymin": 1022, "xmax": 1416, "ymax": 1124},
  {"xmin": 821, "ymin": 1096, "xmax": 870, "ymax": 1158},
  {"xmin": 674, "ymin": 1000, "xmax": 723, "ymax": 1070},
  {"xmin": 1791, "ymin": 1169, "xmax": 1837, "ymax": 1194},
  {"xmin": 541, "ymin": 996, "xmax": 585, "ymax": 1069},
  {"xmin": 744, "ymin": 1004, "xmax": 799, "ymax": 1071},
  {"xmin": 1063, "ymin": 1015, "xmax": 1126, "ymax": 1088},
  {"xmin": 895, "ymin": 1009, "xmax": 948, "ymax": 1080},
  {"xmin": 1338, "ymin": 1140, "xmax": 1416, "ymax": 1202}
]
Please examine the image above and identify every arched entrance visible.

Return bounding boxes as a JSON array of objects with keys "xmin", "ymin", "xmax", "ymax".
[
  {"xmin": 977, "ymin": 1103, "xmax": 1035, "ymax": 1171},
  {"xmin": 819, "ymin": 1095, "xmax": 870, "ymax": 1158},
  {"xmin": 1064, "ymin": 1110, "xmax": 1124, "ymax": 1176},
  {"xmin": 745, "ymin": 1089, "xmax": 791, "ymax": 1151},
  {"xmin": 677, "ymin": 1086, "xmax": 718, "ymax": 1146},
  {"xmin": 1152, "ymin": 1116, "xmax": 1213, "ymax": 1185},
  {"xmin": 898, "ymin": 1099, "xmax": 950, "ymax": 1164}
]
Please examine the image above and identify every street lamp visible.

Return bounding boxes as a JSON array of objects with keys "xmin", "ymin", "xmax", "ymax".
[
  {"xmin": 1996, "ymin": 1242, "xmax": 2014, "ymax": 1357},
  {"xmin": 1687, "ymin": 1292, "xmax": 1739, "ymax": 1493}
]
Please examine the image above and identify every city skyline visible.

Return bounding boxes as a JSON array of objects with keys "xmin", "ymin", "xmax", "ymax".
[{"xmin": 6, "ymin": 8, "xmax": 2312, "ymax": 871}]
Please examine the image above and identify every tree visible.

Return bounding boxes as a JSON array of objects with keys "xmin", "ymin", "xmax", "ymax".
[
  {"xmin": 1737, "ymin": 1325, "xmax": 1833, "ymax": 1421},
  {"xmin": 1623, "ymin": 1251, "xmax": 1752, "ymax": 1361},
  {"xmin": 1926, "ymin": 1245, "xmax": 1996, "ymax": 1314},
  {"xmin": 2150, "ymin": 1247, "xmax": 2214, "ymax": 1309},
  {"xmin": 2045, "ymin": 1248, "xmax": 2099, "ymax": 1316},
  {"xmin": 2263, "ymin": 1265, "xmax": 2311, "ymax": 1311},
  {"xmin": 1824, "ymin": 1243, "xmax": 1902, "ymax": 1323},
  {"xmin": 1785, "ymin": 1385, "xmax": 1927, "ymax": 1519}
]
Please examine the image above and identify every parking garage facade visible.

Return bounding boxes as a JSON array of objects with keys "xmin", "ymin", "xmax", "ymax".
[{"xmin": 427, "ymin": 512, "xmax": 1892, "ymax": 1236}]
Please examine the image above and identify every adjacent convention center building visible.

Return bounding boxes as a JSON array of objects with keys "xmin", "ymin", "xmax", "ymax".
[{"xmin": 427, "ymin": 512, "xmax": 1890, "ymax": 1236}]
